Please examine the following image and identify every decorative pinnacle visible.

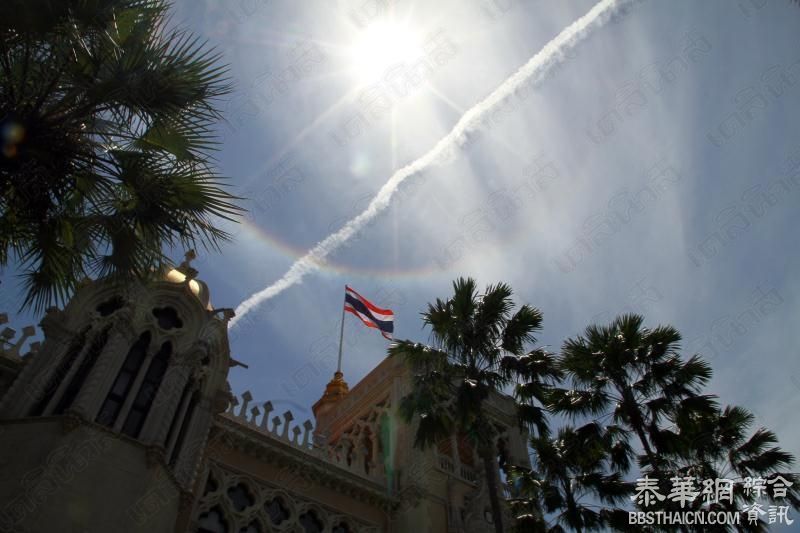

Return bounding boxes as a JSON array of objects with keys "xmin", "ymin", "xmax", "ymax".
[{"xmin": 176, "ymin": 249, "xmax": 198, "ymax": 280}]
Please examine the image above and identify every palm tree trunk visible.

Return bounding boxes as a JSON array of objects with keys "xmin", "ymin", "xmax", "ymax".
[
  {"xmin": 564, "ymin": 481, "xmax": 582, "ymax": 533},
  {"xmin": 618, "ymin": 384, "xmax": 660, "ymax": 472},
  {"xmin": 480, "ymin": 447, "xmax": 505, "ymax": 533}
]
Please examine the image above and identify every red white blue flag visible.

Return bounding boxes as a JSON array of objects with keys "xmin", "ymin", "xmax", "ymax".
[{"xmin": 344, "ymin": 286, "xmax": 394, "ymax": 340}]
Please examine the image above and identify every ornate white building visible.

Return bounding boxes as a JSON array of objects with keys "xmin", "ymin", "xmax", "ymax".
[{"xmin": 0, "ymin": 254, "xmax": 529, "ymax": 532}]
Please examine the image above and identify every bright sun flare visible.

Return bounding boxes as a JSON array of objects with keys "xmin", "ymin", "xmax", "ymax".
[{"xmin": 349, "ymin": 20, "xmax": 423, "ymax": 83}]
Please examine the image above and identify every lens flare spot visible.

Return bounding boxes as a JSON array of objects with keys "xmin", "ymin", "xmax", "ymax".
[{"xmin": 349, "ymin": 20, "xmax": 423, "ymax": 84}]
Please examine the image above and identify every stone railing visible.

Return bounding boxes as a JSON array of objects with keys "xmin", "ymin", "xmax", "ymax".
[
  {"xmin": 435, "ymin": 453, "xmax": 477, "ymax": 485},
  {"xmin": 0, "ymin": 313, "xmax": 40, "ymax": 360},
  {"xmin": 438, "ymin": 454, "xmax": 456, "ymax": 474},
  {"xmin": 460, "ymin": 464, "xmax": 477, "ymax": 484},
  {"xmin": 223, "ymin": 391, "xmax": 315, "ymax": 449},
  {"xmin": 221, "ymin": 390, "xmax": 386, "ymax": 484}
]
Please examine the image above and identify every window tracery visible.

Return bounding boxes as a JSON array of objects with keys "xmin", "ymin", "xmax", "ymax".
[
  {"xmin": 122, "ymin": 340, "xmax": 172, "ymax": 437},
  {"xmin": 96, "ymin": 296, "xmax": 125, "ymax": 317},
  {"xmin": 239, "ymin": 521, "xmax": 262, "ymax": 533},
  {"xmin": 53, "ymin": 326, "xmax": 111, "ymax": 415},
  {"xmin": 227, "ymin": 483, "xmax": 255, "ymax": 512},
  {"xmin": 194, "ymin": 463, "xmax": 372, "ymax": 533},
  {"xmin": 153, "ymin": 306, "xmax": 183, "ymax": 330},
  {"xmin": 198, "ymin": 506, "xmax": 228, "ymax": 533},
  {"xmin": 169, "ymin": 388, "xmax": 199, "ymax": 466},
  {"xmin": 97, "ymin": 332, "xmax": 151, "ymax": 427},
  {"xmin": 28, "ymin": 326, "xmax": 90, "ymax": 416},
  {"xmin": 299, "ymin": 510, "xmax": 324, "ymax": 533},
  {"xmin": 265, "ymin": 497, "xmax": 290, "ymax": 526}
]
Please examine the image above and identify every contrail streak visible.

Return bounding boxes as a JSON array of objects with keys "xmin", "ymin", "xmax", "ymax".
[{"xmin": 230, "ymin": 0, "xmax": 637, "ymax": 328}]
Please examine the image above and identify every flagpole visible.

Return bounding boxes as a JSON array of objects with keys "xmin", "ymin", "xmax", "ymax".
[{"xmin": 336, "ymin": 287, "xmax": 346, "ymax": 374}]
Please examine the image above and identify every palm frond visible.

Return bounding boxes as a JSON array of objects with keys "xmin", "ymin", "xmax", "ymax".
[{"xmin": 1, "ymin": 0, "xmax": 242, "ymax": 311}]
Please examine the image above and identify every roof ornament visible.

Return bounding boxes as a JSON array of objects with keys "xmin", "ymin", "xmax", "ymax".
[
  {"xmin": 211, "ymin": 307, "xmax": 236, "ymax": 324},
  {"xmin": 176, "ymin": 249, "xmax": 198, "ymax": 281}
]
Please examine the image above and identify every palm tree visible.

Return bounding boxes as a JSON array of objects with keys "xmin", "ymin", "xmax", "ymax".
[
  {"xmin": 508, "ymin": 422, "xmax": 634, "ymax": 532},
  {"xmin": 0, "ymin": 0, "xmax": 241, "ymax": 311},
  {"xmin": 673, "ymin": 404, "xmax": 799, "ymax": 531},
  {"xmin": 512, "ymin": 346, "xmax": 563, "ymax": 440},
  {"xmin": 388, "ymin": 277, "xmax": 544, "ymax": 533},
  {"xmin": 550, "ymin": 314, "xmax": 717, "ymax": 478},
  {"xmin": 551, "ymin": 314, "xmax": 798, "ymax": 529}
]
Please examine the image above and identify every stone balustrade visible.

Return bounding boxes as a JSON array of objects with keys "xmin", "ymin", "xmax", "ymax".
[
  {"xmin": 435, "ymin": 452, "xmax": 478, "ymax": 485},
  {"xmin": 0, "ymin": 313, "xmax": 40, "ymax": 360},
  {"xmin": 221, "ymin": 390, "xmax": 386, "ymax": 484}
]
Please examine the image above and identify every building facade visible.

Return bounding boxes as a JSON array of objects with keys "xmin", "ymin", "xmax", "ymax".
[{"xmin": 0, "ymin": 255, "xmax": 529, "ymax": 532}]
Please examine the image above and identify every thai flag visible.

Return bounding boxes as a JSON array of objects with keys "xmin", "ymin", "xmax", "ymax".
[{"xmin": 344, "ymin": 286, "xmax": 394, "ymax": 340}]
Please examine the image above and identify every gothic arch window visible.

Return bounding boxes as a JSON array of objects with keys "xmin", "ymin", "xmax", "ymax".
[
  {"xmin": 53, "ymin": 326, "xmax": 111, "ymax": 415},
  {"xmin": 298, "ymin": 510, "xmax": 323, "ymax": 533},
  {"xmin": 265, "ymin": 497, "xmax": 290, "ymax": 526},
  {"xmin": 96, "ymin": 296, "xmax": 124, "ymax": 317},
  {"xmin": 195, "ymin": 465, "xmax": 375, "ymax": 533},
  {"xmin": 96, "ymin": 332, "xmax": 151, "ymax": 427},
  {"xmin": 170, "ymin": 389, "xmax": 199, "ymax": 467},
  {"xmin": 28, "ymin": 326, "xmax": 89, "ymax": 416},
  {"xmin": 121, "ymin": 340, "xmax": 172, "ymax": 437},
  {"xmin": 361, "ymin": 428, "xmax": 374, "ymax": 474},
  {"xmin": 166, "ymin": 378, "xmax": 196, "ymax": 458},
  {"xmin": 238, "ymin": 522, "xmax": 261, "ymax": 533},
  {"xmin": 153, "ymin": 307, "xmax": 183, "ymax": 330},
  {"xmin": 197, "ymin": 506, "xmax": 228, "ymax": 533},
  {"xmin": 226, "ymin": 483, "xmax": 255, "ymax": 512},
  {"xmin": 344, "ymin": 439, "xmax": 355, "ymax": 467},
  {"xmin": 203, "ymin": 471, "xmax": 218, "ymax": 496}
]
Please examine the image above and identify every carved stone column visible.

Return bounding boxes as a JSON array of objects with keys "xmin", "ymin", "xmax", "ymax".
[
  {"xmin": 164, "ymin": 383, "xmax": 195, "ymax": 460},
  {"xmin": 139, "ymin": 361, "xmax": 193, "ymax": 446},
  {"xmin": 172, "ymin": 398, "xmax": 213, "ymax": 488},
  {"xmin": 112, "ymin": 350, "xmax": 155, "ymax": 433},
  {"xmin": 69, "ymin": 322, "xmax": 136, "ymax": 422},
  {"xmin": 41, "ymin": 338, "xmax": 97, "ymax": 416}
]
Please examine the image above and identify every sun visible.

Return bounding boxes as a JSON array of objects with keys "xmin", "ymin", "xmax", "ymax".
[{"xmin": 348, "ymin": 20, "xmax": 423, "ymax": 84}]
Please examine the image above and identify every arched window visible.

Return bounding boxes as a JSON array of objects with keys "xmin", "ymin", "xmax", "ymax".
[
  {"xmin": 29, "ymin": 326, "xmax": 89, "ymax": 416},
  {"xmin": 332, "ymin": 522, "xmax": 352, "ymax": 533},
  {"xmin": 265, "ymin": 497, "xmax": 290, "ymax": 526},
  {"xmin": 165, "ymin": 378, "xmax": 195, "ymax": 450},
  {"xmin": 203, "ymin": 472, "xmax": 218, "ymax": 496},
  {"xmin": 238, "ymin": 522, "xmax": 261, "ymax": 533},
  {"xmin": 153, "ymin": 307, "xmax": 183, "ymax": 330},
  {"xmin": 299, "ymin": 511, "xmax": 323, "ymax": 533},
  {"xmin": 197, "ymin": 506, "xmax": 228, "ymax": 533},
  {"xmin": 169, "ymin": 389, "xmax": 199, "ymax": 467},
  {"xmin": 53, "ymin": 326, "xmax": 111, "ymax": 415},
  {"xmin": 227, "ymin": 483, "xmax": 254, "ymax": 512},
  {"xmin": 96, "ymin": 332, "xmax": 151, "ymax": 427},
  {"xmin": 121, "ymin": 340, "xmax": 172, "ymax": 438},
  {"xmin": 96, "ymin": 296, "xmax": 124, "ymax": 317}
]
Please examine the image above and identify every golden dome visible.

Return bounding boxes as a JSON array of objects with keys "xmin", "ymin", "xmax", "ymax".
[{"xmin": 163, "ymin": 250, "xmax": 212, "ymax": 310}]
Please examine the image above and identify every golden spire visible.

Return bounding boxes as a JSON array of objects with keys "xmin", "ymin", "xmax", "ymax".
[{"xmin": 312, "ymin": 371, "xmax": 350, "ymax": 419}]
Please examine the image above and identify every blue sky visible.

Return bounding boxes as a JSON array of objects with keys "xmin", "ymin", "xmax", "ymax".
[
  {"xmin": 3, "ymin": 0, "xmax": 799, "ymax": 471},
  {"xmin": 172, "ymin": 0, "xmax": 800, "ymax": 461}
]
